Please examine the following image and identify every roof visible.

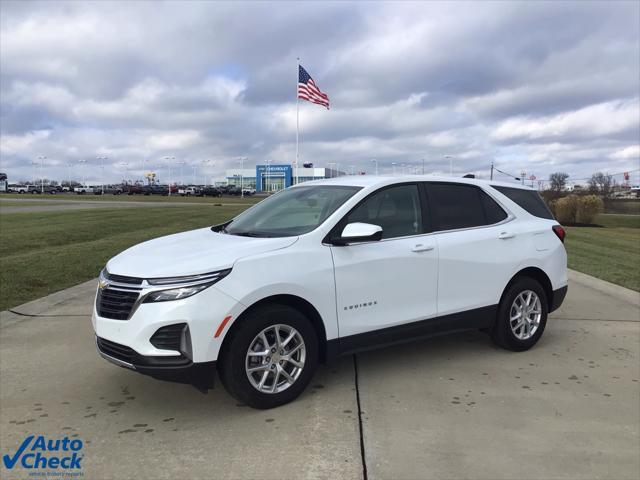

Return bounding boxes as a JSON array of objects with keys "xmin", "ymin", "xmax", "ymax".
[{"xmin": 293, "ymin": 174, "xmax": 534, "ymax": 190}]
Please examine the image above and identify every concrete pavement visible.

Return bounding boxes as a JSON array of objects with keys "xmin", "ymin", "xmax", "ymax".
[{"xmin": 1, "ymin": 271, "xmax": 638, "ymax": 479}]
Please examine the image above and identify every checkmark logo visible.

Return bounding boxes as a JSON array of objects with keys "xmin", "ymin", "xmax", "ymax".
[{"xmin": 3, "ymin": 435, "xmax": 34, "ymax": 469}]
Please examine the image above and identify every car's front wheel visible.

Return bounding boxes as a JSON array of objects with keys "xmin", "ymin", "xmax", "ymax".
[
  {"xmin": 491, "ymin": 277, "xmax": 548, "ymax": 351},
  {"xmin": 218, "ymin": 304, "xmax": 318, "ymax": 409}
]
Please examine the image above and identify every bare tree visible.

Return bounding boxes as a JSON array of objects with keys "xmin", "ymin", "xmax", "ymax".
[
  {"xmin": 588, "ymin": 172, "xmax": 614, "ymax": 200},
  {"xmin": 549, "ymin": 172, "xmax": 569, "ymax": 192}
]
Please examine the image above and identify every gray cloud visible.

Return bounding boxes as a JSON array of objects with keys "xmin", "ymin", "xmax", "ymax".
[{"xmin": 1, "ymin": 0, "xmax": 638, "ymax": 185}]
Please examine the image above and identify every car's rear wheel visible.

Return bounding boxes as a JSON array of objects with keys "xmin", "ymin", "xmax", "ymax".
[
  {"xmin": 491, "ymin": 277, "xmax": 548, "ymax": 351},
  {"xmin": 218, "ymin": 304, "xmax": 318, "ymax": 409}
]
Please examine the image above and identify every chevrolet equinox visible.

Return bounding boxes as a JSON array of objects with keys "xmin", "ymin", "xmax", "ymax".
[{"xmin": 93, "ymin": 176, "xmax": 568, "ymax": 408}]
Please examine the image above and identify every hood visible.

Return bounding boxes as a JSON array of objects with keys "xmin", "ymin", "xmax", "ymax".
[{"xmin": 106, "ymin": 227, "xmax": 297, "ymax": 278}]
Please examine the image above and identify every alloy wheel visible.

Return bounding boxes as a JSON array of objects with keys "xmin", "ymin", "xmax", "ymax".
[
  {"xmin": 509, "ymin": 290, "xmax": 542, "ymax": 340},
  {"xmin": 245, "ymin": 324, "xmax": 306, "ymax": 394}
]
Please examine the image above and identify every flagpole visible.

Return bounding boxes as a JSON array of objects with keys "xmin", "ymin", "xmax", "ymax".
[{"xmin": 295, "ymin": 57, "xmax": 300, "ymax": 186}]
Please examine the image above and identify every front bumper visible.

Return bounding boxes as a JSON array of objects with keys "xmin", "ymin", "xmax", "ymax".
[
  {"xmin": 92, "ymin": 283, "xmax": 244, "ymax": 364},
  {"xmin": 96, "ymin": 337, "xmax": 216, "ymax": 392},
  {"xmin": 96, "ymin": 336, "xmax": 217, "ymax": 391}
]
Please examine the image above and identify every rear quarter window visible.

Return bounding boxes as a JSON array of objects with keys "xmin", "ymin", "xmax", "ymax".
[{"xmin": 492, "ymin": 186, "xmax": 554, "ymax": 220}]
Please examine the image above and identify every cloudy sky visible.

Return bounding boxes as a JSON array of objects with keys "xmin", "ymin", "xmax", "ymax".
[{"xmin": 1, "ymin": 0, "xmax": 639, "ymax": 185}]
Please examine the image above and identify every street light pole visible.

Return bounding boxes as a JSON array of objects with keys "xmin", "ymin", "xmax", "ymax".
[
  {"xmin": 371, "ymin": 159, "xmax": 378, "ymax": 175},
  {"xmin": 77, "ymin": 159, "xmax": 87, "ymax": 186},
  {"xmin": 96, "ymin": 156, "xmax": 108, "ymax": 194},
  {"xmin": 177, "ymin": 161, "xmax": 185, "ymax": 186},
  {"xmin": 445, "ymin": 155, "xmax": 453, "ymax": 175},
  {"xmin": 238, "ymin": 156, "xmax": 247, "ymax": 198},
  {"xmin": 163, "ymin": 156, "xmax": 175, "ymax": 195},
  {"xmin": 37, "ymin": 156, "xmax": 46, "ymax": 193}
]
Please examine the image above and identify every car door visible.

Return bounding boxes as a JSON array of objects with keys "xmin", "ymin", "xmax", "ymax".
[
  {"xmin": 330, "ymin": 183, "xmax": 438, "ymax": 343},
  {"xmin": 425, "ymin": 182, "xmax": 520, "ymax": 318}
]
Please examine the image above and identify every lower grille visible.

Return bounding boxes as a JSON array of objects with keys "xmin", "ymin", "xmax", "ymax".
[
  {"xmin": 150, "ymin": 323, "xmax": 187, "ymax": 351},
  {"xmin": 97, "ymin": 337, "xmax": 136, "ymax": 364},
  {"xmin": 97, "ymin": 288, "xmax": 139, "ymax": 320}
]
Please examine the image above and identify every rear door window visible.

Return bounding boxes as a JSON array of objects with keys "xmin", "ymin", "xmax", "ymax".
[
  {"xmin": 345, "ymin": 184, "xmax": 423, "ymax": 239},
  {"xmin": 426, "ymin": 183, "xmax": 507, "ymax": 231},
  {"xmin": 492, "ymin": 186, "xmax": 554, "ymax": 219}
]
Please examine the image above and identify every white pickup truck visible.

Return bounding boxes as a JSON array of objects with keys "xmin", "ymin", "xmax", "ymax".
[
  {"xmin": 10, "ymin": 185, "xmax": 31, "ymax": 193},
  {"xmin": 178, "ymin": 186, "xmax": 200, "ymax": 196},
  {"xmin": 75, "ymin": 186, "xmax": 94, "ymax": 194}
]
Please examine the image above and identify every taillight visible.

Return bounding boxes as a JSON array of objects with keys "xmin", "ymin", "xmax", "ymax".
[{"xmin": 552, "ymin": 225, "xmax": 566, "ymax": 243}]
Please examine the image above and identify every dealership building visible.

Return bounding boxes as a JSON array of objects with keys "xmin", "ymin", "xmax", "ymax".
[{"xmin": 223, "ymin": 164, "xmax": 344, "ymax": 192}]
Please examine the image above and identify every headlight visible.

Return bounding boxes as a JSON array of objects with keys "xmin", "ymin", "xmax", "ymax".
[
  {"xmin": 143, "ymin": 284, "xmax": 212, "ymax": 303},
  {"xmin": 146, "ymin": 269, "xmax": 231, "ymax": 286},
  {"xmin": 142, "ymin": 268, "xmax": 231, "ymax": 303}
]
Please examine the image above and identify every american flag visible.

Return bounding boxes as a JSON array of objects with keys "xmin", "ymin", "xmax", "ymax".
[{"xmin": 298, "ymin": 65, "xmax": 330, "ymax": 109}]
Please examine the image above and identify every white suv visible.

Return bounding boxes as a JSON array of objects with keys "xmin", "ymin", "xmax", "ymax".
[{"xmin": 92, "ymin": 176, "xmax": 568, "ymax": 408}]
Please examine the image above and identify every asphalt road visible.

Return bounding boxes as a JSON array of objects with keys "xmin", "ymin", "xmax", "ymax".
[{"xmin": 1, "ymin": 272, "xmax": 638, "ymax": 479}]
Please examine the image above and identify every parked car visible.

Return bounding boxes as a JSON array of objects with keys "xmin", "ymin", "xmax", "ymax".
[
  {"xmin": 226, "ymin": 186, "xmax": 242, "ymax": 196},
  {"xmin": 242, "ymin": 188, "xmax": 256, "ymax": 196},
  {"xmin": 10, "ymin": 185, "xmax": 30, "ymax": 194},
  {"xmin": 93, "ymin": 176, "xmax": 568, "ymax": 409},
  {"xmin": 179, "ymin": 186, "xmax": 200, "ymax": 196},
  {"xmin": 198, "ymin": 186, "xmax": 222, "ymax": 197},
  {"xmin": 94, "ymin": 185, "xmax": 124, "ymax": 195},
  {"xmin": 143, "ymin": 185, "xmax": 169, "ymax": 195},
  {"xmin": 125, "ymin": 184, "xmax": 145, "ymax": 195},
  {"xmin": 42, "ymin": 185, "xmax": 61, "ymax": 194},
  {"xmin": 74, "ymin": 185, "xmax": 94, "ymax": 194}
]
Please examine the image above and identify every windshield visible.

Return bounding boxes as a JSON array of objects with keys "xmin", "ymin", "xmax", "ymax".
[{"xmin": 224, "ymin": 185, "xmax": 361, "ymax": 237}]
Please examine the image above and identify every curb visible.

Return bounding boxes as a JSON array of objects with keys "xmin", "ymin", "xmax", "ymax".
[{"xmin": 568, "ymin": 269, "xmax": 640, "ymax": 306}]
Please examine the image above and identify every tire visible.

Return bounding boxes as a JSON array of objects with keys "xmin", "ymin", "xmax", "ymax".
[
  {"xmin": 491, "ymin": 277, "xmax": 548, "ymax": 352},
  {"xmin": 218, "ymin": 304, "xmax": 318, "ymax": 409}
]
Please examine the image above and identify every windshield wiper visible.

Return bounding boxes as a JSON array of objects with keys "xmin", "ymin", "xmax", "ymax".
[{"xmin": 230, "ymin": 231, "xmax": 267, "ymax": 237}]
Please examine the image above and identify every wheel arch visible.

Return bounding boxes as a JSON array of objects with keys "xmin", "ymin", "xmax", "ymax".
[
  {"xmin": 220, "ymin": 294, "xmax": 329, "ymax": 363},
  {"xmin": 502, "ymin": 267, "xmax": 554, "ymax": 311}
]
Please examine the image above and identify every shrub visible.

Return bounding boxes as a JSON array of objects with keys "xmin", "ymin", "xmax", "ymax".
[
  {"xmin": 554, "ymin": 195, "xmax": 580, "ymax": 224},
  {"xmin": 553, "ymin": 194, "xmax": 603, "ymax": 225},
  {"xmin": 577, "ymin": 195, "xmax": 603, "ymax": 224}
]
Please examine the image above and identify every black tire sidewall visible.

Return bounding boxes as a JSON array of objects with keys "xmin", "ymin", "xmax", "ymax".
[
  {"xmin": 219, "ymin": 305, "xmax": 318, "ymax": 409},
  {"xmin": 493, "ymin": 277, "xmax": 548, "ymax": 351}
]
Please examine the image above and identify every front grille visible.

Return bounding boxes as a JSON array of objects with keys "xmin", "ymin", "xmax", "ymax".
[
  {"xmin": 107, "ymin": 273, "xmax": 143, "ymax": 285},
  {"xmin": 96, "ymin": 288, "xmax": 139, "ymax": 320},
  {"xmin": 150, "ymin": 323, "xmax": 187, "ymax": 351},
  {"xmin": 97, "ymin": 337, "xmax": 136, "ymax": 364}
]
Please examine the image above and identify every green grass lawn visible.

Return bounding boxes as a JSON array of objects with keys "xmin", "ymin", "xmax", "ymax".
[
  {"xmin": 1, "ymin": 205, "xmax": 638, "ymax": 311},
  {"xmin": 0, "ymin": 204, "xmax": 250, "ymax": 310},
  {"xmin": 565, "ymin": 214, "xmax": 640, "ymax": 291},
  {"xmin": 0, "ymin": 193, "xmax": 261, "ymax": 205}
]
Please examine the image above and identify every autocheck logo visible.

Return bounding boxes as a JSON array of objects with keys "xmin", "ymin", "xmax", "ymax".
[{"xmin": 3, "ymin": 435, "xmax": 84, "ymax": 472}]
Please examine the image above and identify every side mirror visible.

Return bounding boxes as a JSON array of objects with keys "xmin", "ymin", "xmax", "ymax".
[{"xmin": 332, "ymin": 222, "xmax": 383, "ymax": 245}]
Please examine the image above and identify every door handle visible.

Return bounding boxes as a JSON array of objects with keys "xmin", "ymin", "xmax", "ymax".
[
  {"xmin": 412, "ymin": 244, "xmax": 434, "ymax": 252},
  {"xmin": 498, "ymin": 232, "xmax": 515, "ymax": 239}
]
